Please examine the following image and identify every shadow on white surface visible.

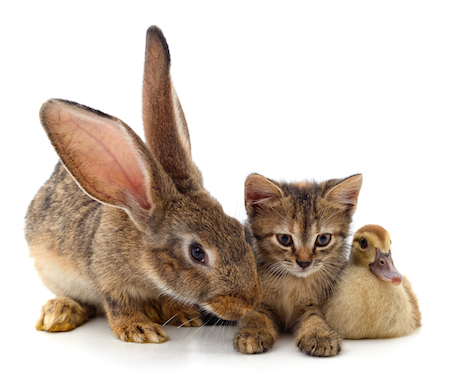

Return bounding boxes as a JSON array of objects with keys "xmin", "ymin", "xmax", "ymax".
[
  {"xmin": 5, "ymin": 254, "xmax": 440, "ymax": 386},
  {"xmin": 6, "ymin": 309, "xmax": 435, "ymax": 386}
]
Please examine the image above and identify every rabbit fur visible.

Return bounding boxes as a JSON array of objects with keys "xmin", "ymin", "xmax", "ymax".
[{"xmin": 25, "ymin": 26, "xmax": 262, "ymax": 343}]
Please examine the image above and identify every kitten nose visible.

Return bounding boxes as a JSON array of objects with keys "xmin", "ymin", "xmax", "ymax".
[{"xmin": 297, "ymin": 261, "xmax": 311, "ymax": 269}]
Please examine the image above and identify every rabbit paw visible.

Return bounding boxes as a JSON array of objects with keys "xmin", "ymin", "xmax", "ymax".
[
  {"xmin": 113, "ymin": 322, "xmax": 169, "ymax": 343},
  {"xmin": 234, "ymin": 327, "xmax": 276, "ymax": 354},
  {"xmin": 35, "ymin": 296, "xmax": 93, "ymax": 332},
  {"xmin": 296, "ymin": 325, "xmax": 342, "ymax": 357}
]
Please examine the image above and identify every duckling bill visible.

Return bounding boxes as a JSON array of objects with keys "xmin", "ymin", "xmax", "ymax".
[{"xmin": 370, "ymin": 248, "xmax": 402, "ymax": 286}]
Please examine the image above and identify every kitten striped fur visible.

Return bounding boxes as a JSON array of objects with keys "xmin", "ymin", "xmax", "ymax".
[{"xmin": 234, "ymin": 173, "xmax": 362, "ymax": 356}]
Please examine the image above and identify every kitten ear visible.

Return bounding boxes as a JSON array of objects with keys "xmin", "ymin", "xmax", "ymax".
[
  {"xmin": 325, "ymin": 174, "xmax": 363, "ymax": 214},
  {"xmin": 245, "ymin": 173, "xmax": 283, "ymax": 215}
]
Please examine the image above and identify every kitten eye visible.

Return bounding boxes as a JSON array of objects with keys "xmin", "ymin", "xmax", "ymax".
[
  {"xmin": 277, "ymin": 234, "xmax": 293, "ymax": 247},
  {"xmin": 315, "ymin": 233, "xmax": 332, "ymax": 247},
  {"xmin": 360, "ymin": 238, "xmax": 368, "ymax": 249},
  {"xmin": 189, "ymin": 243, "xmax": 207, "ymax": 264}
]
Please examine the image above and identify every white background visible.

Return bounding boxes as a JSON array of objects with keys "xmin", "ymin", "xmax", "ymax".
[{"xmin": 2, "ymin": 1, "xmax": 448, "ymax": 385}]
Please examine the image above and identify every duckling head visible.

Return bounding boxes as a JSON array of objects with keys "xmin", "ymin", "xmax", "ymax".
[{"xmin": 351, "ymin": 224, "xmax": 402, "ymax": 286}]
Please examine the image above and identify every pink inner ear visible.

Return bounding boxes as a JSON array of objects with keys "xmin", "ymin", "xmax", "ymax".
[
  {"xmin": 246, "ymin": 187, "xmax": 270, "ymax": 203},
  {"xmin": 245, "ymin": 175, "xmax": 281, "ymax": 207},
  {"xmin": 339, "ymin": 188, "xmax": 359, "ymax": 206},
  {"xmin": 326, "ymin": 175, "xmax": 362, "ymax": 209},
  {"xmin": 245, "ymin": 182, "xmax": 269, "ymax": 204},
  {"xmin": 46, "ymin": 102, "xmax": 152, "ymax": 211}
]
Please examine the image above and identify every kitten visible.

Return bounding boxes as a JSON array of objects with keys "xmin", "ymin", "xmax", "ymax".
[{"xmin": 234, "ymin": 173, "xmax": 362, "ymax": 356}]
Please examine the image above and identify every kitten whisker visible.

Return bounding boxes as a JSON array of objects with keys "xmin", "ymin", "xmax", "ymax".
[
  {"xmin": 163, "ymin": 310, "xmax": 183, "ymax": 326},
  {"xmin": 176, "ymin": 316, "xmax": 201, "ymax": 329}
]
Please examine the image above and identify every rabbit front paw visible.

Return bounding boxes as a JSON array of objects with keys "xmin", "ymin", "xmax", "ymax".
[
  {"xmin": 113, "ymin": 322, "xmax": 169, "ymax": 343},
  {"xmin": 234, "ymin": 327, "xmax": 276, "ymax": 354},
  {"xmin": 35, "ymin": 296, "xmax": 94, "ymax": 332},
  {"xmin": 296, "ymin": 325, "xmax": 342, "ymax": 357}
]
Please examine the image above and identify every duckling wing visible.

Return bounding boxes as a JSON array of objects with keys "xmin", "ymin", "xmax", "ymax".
[
  {"xmin": 324, "ymin": 267, "xmax": 374, "ymax": 339},
  {"xmin": 325, "ymin": 268, "xmax": 419, "ymax": 339}
]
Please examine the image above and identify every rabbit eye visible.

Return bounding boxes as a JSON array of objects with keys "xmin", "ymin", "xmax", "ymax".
[
  {"xmin": 315, "ymin": 234, "xmax": 332, "ymax": 247},
  {"xmin": 360, "ymin": 238, "xmax": 368, "ymax": 249},
  {"xmin": 189, "ymin": 244, "xmax": 207, "ymax": 264},
  {"xmin": 277, "ymin": 234, "xmax": 293, "ymax": 247}
]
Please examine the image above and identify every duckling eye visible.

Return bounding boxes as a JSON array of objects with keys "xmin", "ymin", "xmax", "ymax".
[
  {"xmin": 277, "ymin": 234, "xmax": 293, "ymax": 247},
  {"xmin": 360, "ymin": 238, "xmax": 368, "ymax": 249},
  {"xmin": 316, "ymin": 233, "xmax": 332, "ymax": 247},
  {"xmin": 189, "ymin": 243, "xmax": 207, "ymax": 264}
]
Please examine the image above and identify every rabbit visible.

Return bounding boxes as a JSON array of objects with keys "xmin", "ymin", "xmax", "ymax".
[{"xmin": 25, "ymin": 26, "xmax": 263, "ymax": 343}]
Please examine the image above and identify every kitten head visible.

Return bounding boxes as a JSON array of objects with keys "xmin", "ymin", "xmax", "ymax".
[{"xmin": 244, "ymin": 173, "xmax": 362, "ymax": 279}]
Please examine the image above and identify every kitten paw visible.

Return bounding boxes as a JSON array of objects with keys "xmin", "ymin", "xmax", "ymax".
[
  {"xmin": 234, "ymin": 328, "xmax": 276, "ymax": 354},
  {"xmin": 35, "ymin": 297, "xmax": 93, "ymax": 332},
  {"xmin": 113, "ymin": 322, "xmax": 169, "ymax": 343},
  {"xmin": 296, "ymin": 326, "xmax": 342, "ymax": 357}
]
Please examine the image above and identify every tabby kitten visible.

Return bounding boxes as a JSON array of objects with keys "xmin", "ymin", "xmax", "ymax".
[{"xmin": 234, "ymin": 173, "xmax": 362, "ymax": 356}]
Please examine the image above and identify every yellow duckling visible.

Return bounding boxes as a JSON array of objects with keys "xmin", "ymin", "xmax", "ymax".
[{"xmin": 324, "ymin": 225, "xmax": 421, "ymax": 339}]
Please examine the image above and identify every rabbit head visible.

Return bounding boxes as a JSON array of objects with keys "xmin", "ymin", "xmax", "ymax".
[{"xmin": 38, "ymin": 26, "xmax": 262, "ymax": 322}]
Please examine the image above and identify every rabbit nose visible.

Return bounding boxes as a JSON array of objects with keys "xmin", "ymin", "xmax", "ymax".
[{"xmin": 297, "ymin": 261, "xmax": 311, "ymax": 269}]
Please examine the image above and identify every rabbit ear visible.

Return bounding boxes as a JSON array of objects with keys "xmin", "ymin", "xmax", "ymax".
[
  {"xmin": 39, "ymin": 99, "xmax": 172, "ymax": 229},
  {"xmin": 142, "ymin": 26, "xmax": 203, "ymax": 193},
  {"xmin": 245, "ymin": 173, "xmax": 284, "ymax": 215}
]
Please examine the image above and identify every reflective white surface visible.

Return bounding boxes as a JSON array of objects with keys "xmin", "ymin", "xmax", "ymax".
[{"xmin": 3, "ymin": 244, "xmax": 442, "ymax": 386}]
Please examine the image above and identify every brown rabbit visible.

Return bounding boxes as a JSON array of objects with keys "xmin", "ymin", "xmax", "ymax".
[{"xmin": 25, "ymin": 26, "xmax": 262, "ymax": 343}]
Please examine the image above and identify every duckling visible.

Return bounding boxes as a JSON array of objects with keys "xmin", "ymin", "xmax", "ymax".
[{"xmin": 324, "ymin": 224, "xmax": 421, "ymax": 339}]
